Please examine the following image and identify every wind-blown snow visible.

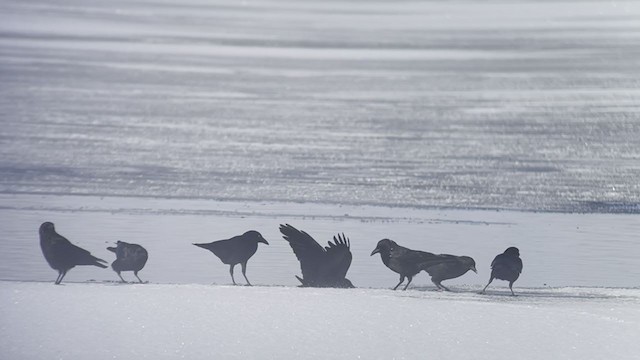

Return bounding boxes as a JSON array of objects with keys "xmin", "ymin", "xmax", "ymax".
[
  {"xmin": 1, "ymin": 282, "xmax": 639, "ymax": 360},
  {"xmin": 1, "ymin": 0, "xmax": 639, "ymax": 212}
]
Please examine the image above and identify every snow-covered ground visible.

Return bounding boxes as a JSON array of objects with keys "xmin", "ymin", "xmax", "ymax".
[
  {"xmin": 1, "ymin": 194, "xmax": 638, "ymax": 359},
  {"xmin": 2, "ymin": 0, "xmax": 640, "ymax": 359},
  {"xmin": 1, "ymin": 282, "xmax": 639, "ymax": 360},
  {"xmin": 2, "ymin": 193, "xmax": 639, "ymax": 289}
]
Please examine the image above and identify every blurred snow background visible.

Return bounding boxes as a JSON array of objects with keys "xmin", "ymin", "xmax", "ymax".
[
  {"xmin": 1, "ymin": 1, "xmax": 640, "ymax": 359},
  {"xmin": 1, "ymin": 0, "xmax": 639, "ymax": 212}
]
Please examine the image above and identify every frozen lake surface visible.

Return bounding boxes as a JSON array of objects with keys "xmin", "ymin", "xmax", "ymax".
[
  {"xmin": 1, "ymin": 1, "xmax": 640, "ymax": 359},
  {"xmin": 1, "ymin": 0, "xmax": 639, "ymax": 212}
]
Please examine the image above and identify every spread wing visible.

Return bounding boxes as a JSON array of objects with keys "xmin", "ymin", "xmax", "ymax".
[
  {"xmin": 322, "ymin": 233, "xmax": 352, "ymax": 281},
  {"xmin": 279, "ymin": 224, "xmax": 326, "ymax": 281}
]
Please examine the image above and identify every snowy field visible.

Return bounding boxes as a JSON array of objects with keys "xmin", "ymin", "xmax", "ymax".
[
  {"xmin": 1, "ymin": 195, "xmax": 639, "ymax": 360},
  {"xmin": 1, "ymin": 282, "xmax": 639, "ymax": 360},
  {"xmin": 1, "ymin": 0, "xmax": 640, "ymax": 359}
]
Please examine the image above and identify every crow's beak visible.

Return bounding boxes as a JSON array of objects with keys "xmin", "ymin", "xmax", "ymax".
[
  {"xmin": 471, "ymin": 266, "xmax": 477, "ymax": 274},
  {"xmin": 370, "ymin": 248, "xmax": 380, "ymax": 256},
  {"xmin": 260, "ymin": 238, "xmax": 269, "ymax": 245}
]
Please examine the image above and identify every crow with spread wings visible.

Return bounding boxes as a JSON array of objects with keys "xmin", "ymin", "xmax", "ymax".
[{"xmin": 279, "ymin": 224, "xmax": 354, "ymax": 288}]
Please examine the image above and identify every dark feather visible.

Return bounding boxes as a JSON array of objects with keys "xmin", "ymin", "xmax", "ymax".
[
  {"xmin": 280, "ymin": 224, "xmax": 354, "ymax": 288},
  {"xmin": 39, "ymin": 222, "xmax": 108, "ymax": 284}
]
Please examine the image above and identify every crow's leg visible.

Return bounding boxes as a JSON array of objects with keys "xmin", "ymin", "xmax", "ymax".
[
  {"xmin": 241, "ymin": 262, "xmax": 252, "ymax": 286},
  {"xmin": 402, "ymin": 276, "xmax": 413, "ymax": 291},
  {"xmin": 55, "ymin": 271, "xmax": 63, "ymax": 284},
  {"xmin": 57, "ymin": 270, "xmax": 68, "ymax": 285},
  {"xmin": 134, "ymin": 271, "xmax": 143, "ymax": 283},
  {"xmin": 392, "ymin": 276, "xmax": 405, "ymax": 290},
  {"xmin": 117, "ymin": 272, "xmax": 126, "ymax": 283},
  {"xmin": 431, "ymin": 279, "xmax": 443, "ymax": 291},
  {"xmin": 438, "ymin": 282, "xmax": 451, "ymax": 292},
  {"xmin": 481, "ymin": 277, "xmax": 494, "ymax": 294},
  {"xmin": 229, "ymin": 264, "xmax": 237, "ymax": 285},
  {"xmin": 509, "ymin": 281, "xmax": 516, "ymax": 296}
]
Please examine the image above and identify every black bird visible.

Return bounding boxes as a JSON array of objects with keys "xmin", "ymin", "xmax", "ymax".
[
  {"xmin": 193, "ymin": 230, "xmax": 268, "ymax": 286},
  {"xmin": 371, "ymin": 239, "xmax": 477, "ymax": 291},
  {"xmin": 422, "ymin": 254, "xmax": 477, "ymax": 291},
  {"xmin": 481, "ymin": 247, "xmax": 523, "ymax": 296},
  {"xmin": 280, "ymin": 224, "xmax": 354, "ymax": 288},
  {"xmin": 107, "ymin": 241, "xmax": 149, "ymax": 283},
  {"xmin": 371, "ymin": 239, "xmax": 438, "ymax": 290},
  {"xmin": 39, "ymin": 222, "xmax": 108, "ymax": 284}
]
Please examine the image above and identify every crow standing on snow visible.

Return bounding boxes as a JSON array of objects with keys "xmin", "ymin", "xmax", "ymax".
[
  {"xmin": 193, "ymin": 231, "xmax": 269, "ymax": 286},
  {"xmin": 371, "ymin": 239, "xmax": 477, "ymax": 291},
  {"xmin": 107, "ymin": 241, "xmax": 149, "ymax": 283},
  {"xmin": 481, "ymin": 247, "xmax": 523, "ymax": 296},
  {"xmin": 371, "ymin": 239, "xmax": 438, "ymax": 290},
  {"xmin": 422, "ymin": 253, "xmax": 477, "ymax": 291},
  {"xmin": 39, "ymin": 222, "xmax": 108, "ymax": 284},
  {"xmin": 280, "ymin": 224, "xmax": 354, "ymax": 288}
]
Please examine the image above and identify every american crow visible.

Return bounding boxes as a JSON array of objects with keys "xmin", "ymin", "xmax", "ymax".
[
  {"xmin": 39, "ymin": 222, "xmax": 108, "ymax": 284},
  {"xmin": 193, "ymin": 230, "xmax": 268, "ymax": 286},
  {"xmin": 371, "ymin": 239, "xmax": 438, "ymax": 290},
  {"xmin": 280, "ymin": 224, "xmax": 354, "ymax": 288},
  {"xmin": 371, "ymin": 239, "xmax": 477, "ymax": 291},
  {"xmin": 422, "ymin": 254, "xmax": 477, "ymax": 291},
  {"xmin": 481, "ymin": 247, "xmax": 523, "ymax": 296},
  {"xmin": 107, "ymin": 241, "xmax": 149, "ymax": 283}
]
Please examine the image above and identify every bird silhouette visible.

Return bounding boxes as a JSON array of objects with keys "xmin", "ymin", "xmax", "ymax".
[
  {"xmin": 39, "ymin": 222, "xmax": 108, "ymax": 284},
  {"xmin": 481, "ymin": 247, "xmax": 523, "ymax": 296},
  {"xmin": 371, "ymin": 239, "xmax": 477, "ymax": 291},
  {"xmin": 280, "ymin": 224, "xmax": 354, "ymax": 288},
  {"xmin": 107, "ymin": 241, "xmax": 149, "ymax": 283},
  {"xmin": 193, "ymin": 230, "xmax": 268, "ymax": 286},
  {"xmin": 371, "ymin": 239, "xmax": 438, "ymax": 290},
  {"xmin": 422, "ymin": 254, "xmax": 477, "ymax": 291}
]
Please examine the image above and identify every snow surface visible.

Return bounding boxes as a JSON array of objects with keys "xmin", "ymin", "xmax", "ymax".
[
  {"xmin": 1, "ymin": 282, "xmax": 639, "ymax": 360},
  {"xmin": 1, "ymin": 0, "xmax": 640, "ymax": 212},
  {"xmin": 2, "ymin": 193, "xmax": 640, "ymax": 288},
  {"xmin": 1, "ymin": 0, "xmax": 640, "ymax": 358}
]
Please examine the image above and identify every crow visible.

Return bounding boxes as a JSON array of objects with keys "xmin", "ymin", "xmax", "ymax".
[
  {"xmin": 193, "ymin": 230, "xmax": 268, "ymax": 286},
  {"xmin": 481, "ymin": 247, "xmax": 523, "ymax": 296},
  {"xmin": 39, "ymin": 222, "xmax": 108, "ymax": 284},
  {"xmin": 422, "ymin": 254, "xmax": 477, "ymax": 291},
  {"xmin": 280, "ymin": 224, "xmax": 354, "ymax": 288},
  {"xmin": 371, "ymin": 239, "xmax": 437, "ymax": 290},
  {"xmin": 371, "ymin": 239, "xmax": 477, "ymax": 291},
  {"xmin": 107, "ymin": 241, "xmax": 149, "ymax": 283}
]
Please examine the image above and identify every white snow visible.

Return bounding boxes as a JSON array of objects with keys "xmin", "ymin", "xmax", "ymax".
[
  {"xmin": 1, "ymin": 0, "xmax": 640, "ymax": 358},
  {"xmin": 2, "ymin": 194, "xmax": 639, "ymax": 359},
  {"xmin": 1, "ymin": 282, "xmax": 639, "ymax": 360},
  {"xmin": 2, "ymin": 193, "xmax": 640, "ymax": 288}
]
